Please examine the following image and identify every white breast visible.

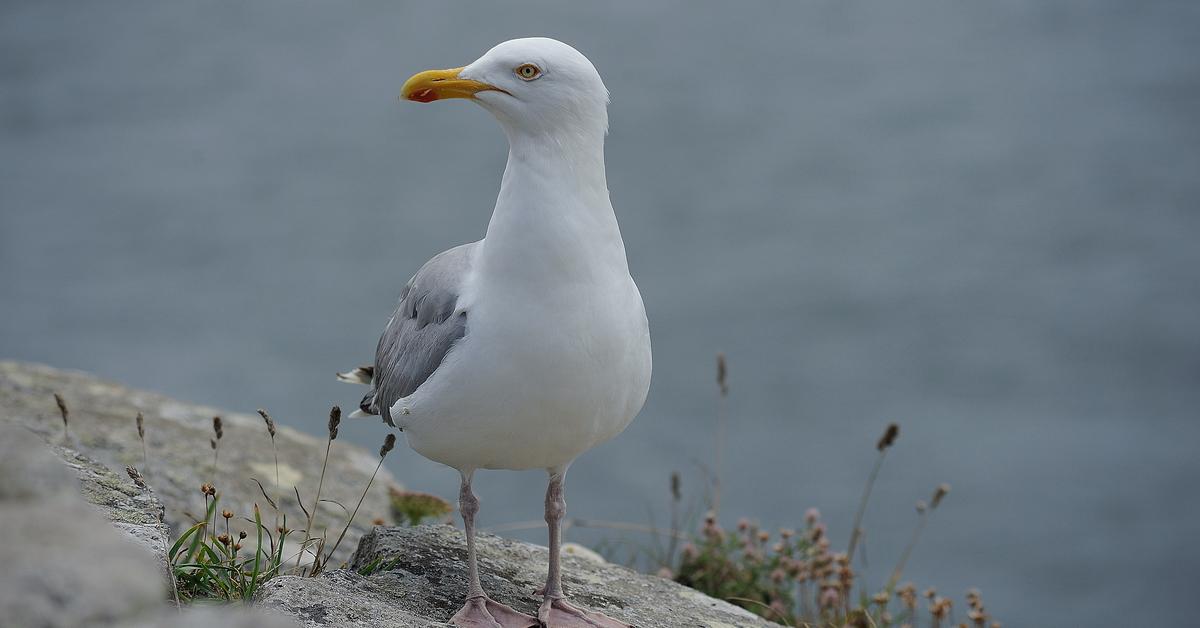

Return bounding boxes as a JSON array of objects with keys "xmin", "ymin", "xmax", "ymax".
[{"xmin": 397, "ymin": 270, "xmax": 651, "ymax": 471}]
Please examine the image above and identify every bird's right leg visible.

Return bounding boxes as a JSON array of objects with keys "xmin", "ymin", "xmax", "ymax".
[{"xmin": 451, "ymin": 470, "xmax": 538, "ymax": 628}]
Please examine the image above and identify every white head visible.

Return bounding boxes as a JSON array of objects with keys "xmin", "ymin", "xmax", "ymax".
[{"xmin": 401, "ymin": 38, "xmax": 609, "ymax": 141}]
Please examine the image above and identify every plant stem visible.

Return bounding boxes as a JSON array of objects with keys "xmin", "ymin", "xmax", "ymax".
[
  {"xmin": 299, "ymin": 437, "xmax": 333, "ymax": 573},
  {"xmin": 319, "ymin": 456, "xmax": 384, "ymax": 573},
  {"xmin": 714, "ymin": 386, "xmax": 726, "ymax": 516},
  {"xmin": 847, "ymin": 449, "xmax": 887, "ymax": 564},
  {"xmin": 887, "ymin": 510, "xmax": 927, "ymax": 592},
  {"xmin": 270, "ymin": 433, "xmax": 281, "ymax": 555}
]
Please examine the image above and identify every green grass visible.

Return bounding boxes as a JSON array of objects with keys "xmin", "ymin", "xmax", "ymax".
[{"xmin": 168, "ymin": 496, "xmax": 286, "ymax": 601}]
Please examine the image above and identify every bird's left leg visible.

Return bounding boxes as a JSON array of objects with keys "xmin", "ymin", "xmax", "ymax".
[
  {"xmin": 536, "ymin": 468, "xmax": 631, "ymax": 628},
  {"xmin": 451, "ymin": 470, "xmax": 538, "ymax": 628}
]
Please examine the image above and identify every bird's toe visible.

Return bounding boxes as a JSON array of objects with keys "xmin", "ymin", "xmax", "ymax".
[{"xmin": 452, "ymin": 596, "xmax": 538, "ymax": 628}]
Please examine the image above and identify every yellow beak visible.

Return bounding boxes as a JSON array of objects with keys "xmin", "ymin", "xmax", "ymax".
[{"xmin": 401, "ymin": 67, "xmax": 502, "ymax": 103}]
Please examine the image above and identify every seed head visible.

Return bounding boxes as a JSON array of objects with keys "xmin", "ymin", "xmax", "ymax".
[
  {"xmin": 239, "ymin": 530, "xmax": 247, "ymax": 539},
  {"xmin": 233, "ymin": 543, "xmax": 242, "ymax": 551},
  {"xmin": 931, "ymin": 483, "xmax": 951, "ymax": 509},
  {"xmin": 210, "ymin": 438, "xmax": 216, "ymax": 450},
  {"xmin": 328, "ymin": 406, "xmax": 342, "ymax": 440},
  {"xmin": 877, "ymin": 422, "xmax": 899, "ymax": 451},
  {"xmin": 716, "ymin": 352, "xmax": 729, "ymax": 396},
  {"xmin": 212, "ymin": 416, "xmax": 223, "ymax": 440},
  {"xmin": 372, "ymin": 517, "xmax": 385, "ymax": 526},
  {"xmin": 257, "ymin": 408, "xmax": 277, "ymax": 437},
  {"xmin": 380, "ymin": 433, "xmax": 396, "ymax": 457},
  {"xmin": 217, "ymin": 533, "xmax": 230, "ymax": 546},
  {"xmin": 125, "ymin": 466, "xmax": 147, "ymax": 489},
  {"xmin": 221, "ymin": 509, "xmax": 233, "ymax": 520},
  {"xmin": 53, "ymin": 393, "xmax": 69, "ymax": 422},
  {"xmin": 804, "ymin": 507, "xmax": 821, "ymax": 525},
  {"xmin": 200, "ymin": 482, "xmax": 211, "ymax": 495},
  {"xmin": 916, "ymin": 499, "xmax": 928, "ymax": 514},
  {"xmin": 135, "ymin": 412, "xmax": 145, "ymax": 439}
]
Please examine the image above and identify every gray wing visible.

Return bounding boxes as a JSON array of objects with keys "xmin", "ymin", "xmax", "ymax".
[{"xmin": 359, "ymin": 242, "xmax": 476, "ymax": 427}]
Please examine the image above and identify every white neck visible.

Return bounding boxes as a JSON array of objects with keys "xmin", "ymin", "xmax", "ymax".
[{"xmin": 477, "ymin": 126, "xmax": 629, "ymax": 286}]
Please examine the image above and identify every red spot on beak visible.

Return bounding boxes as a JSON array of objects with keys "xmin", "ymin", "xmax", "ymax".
[{"xmin": 409, "ymin": 88, "xmax": 438, "ymax": 103}]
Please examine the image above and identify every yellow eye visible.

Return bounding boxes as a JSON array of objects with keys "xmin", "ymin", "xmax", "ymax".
[{"xmin": 515, "ymin": 63, "xmax": 542, "ymax": 81}]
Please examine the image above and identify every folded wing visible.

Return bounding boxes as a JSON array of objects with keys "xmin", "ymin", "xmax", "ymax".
[{"xmin": 343, "ymin": 242, "xmax": 476, "ymax": 427}]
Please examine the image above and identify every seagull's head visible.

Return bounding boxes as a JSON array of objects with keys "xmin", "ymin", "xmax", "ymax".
[{"xmin": 401, "ymin": 38, "xmax": 609, "ymax": 140}]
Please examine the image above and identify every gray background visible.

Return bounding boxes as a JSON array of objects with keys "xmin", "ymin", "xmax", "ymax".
[{"xmin": 3, "ymin": 1, "xmax": 1198, "ymax": 625}]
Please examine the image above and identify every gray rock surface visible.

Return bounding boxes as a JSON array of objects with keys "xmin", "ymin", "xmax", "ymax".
[
  {"xmin": 0, "ymin": 425, "xmax": 167, "ymax": 628},
  {"xmin": 53, "ymin": 443, "xmax": 171, "ymax": 565},
  {"xmin": 0, "ymin": 360, "xmax": 400, "ymax": 565},
  {"xmin": 116, "ymin": 606, "xmax": 301, "ymax": 628},
  {"xmin": 1, "ymin": 422, "xmax": 302, "ymax": 628},
  {"xmin": 2, "ymin": 362, "xmax": 775, "ymax": 628},
  {"xmin": 258, "ymin": 525, "xmax": 781, "ymax": 628}
]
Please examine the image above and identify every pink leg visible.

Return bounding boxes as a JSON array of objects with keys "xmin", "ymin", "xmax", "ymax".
[
  {"xmin": 537, "ymin": 469, "xmax": 631, "ymax": 628},
  {"xmin": 451, "ymin": 471, "xmax": 538, "ymax": 628}
]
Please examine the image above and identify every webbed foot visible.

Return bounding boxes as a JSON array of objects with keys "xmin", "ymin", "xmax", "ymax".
[
  {"xmin": 537, "ymin": 596, "xmax": 631, "ymax": 628},
  {"xmin": 451, "ymin": 595, "xmax": 539, "ymax": 628}
]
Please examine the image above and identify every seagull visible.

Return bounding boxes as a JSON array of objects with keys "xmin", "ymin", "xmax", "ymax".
[{"xmin": 339, "ymin": 38, "xmax": 652, "ymax": 628}]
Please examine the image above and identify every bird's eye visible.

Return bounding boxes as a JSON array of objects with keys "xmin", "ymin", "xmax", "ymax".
[{"xmin": 515, "ymin": 63, "xmax": 542, "ymax": 81}]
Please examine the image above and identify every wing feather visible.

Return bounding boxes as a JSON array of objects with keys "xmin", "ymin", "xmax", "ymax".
[{"xmin": 357, "ymin": 242, "xmax": 476, "ymax": 426}]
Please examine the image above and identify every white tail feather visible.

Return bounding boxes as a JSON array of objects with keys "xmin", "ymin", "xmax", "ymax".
[{"xmin": 336, "ymin": 366, "xmax": 374, "ymax": 385}]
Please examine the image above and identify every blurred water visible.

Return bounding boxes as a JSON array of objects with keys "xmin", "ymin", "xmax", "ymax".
[{"xmin": 3, "ymin": 1, "xmax": 1198, "ymax": 625}]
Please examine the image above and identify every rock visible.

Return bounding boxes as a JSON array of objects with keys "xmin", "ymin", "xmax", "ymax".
[
  {"xmin": 0, "ymin": 425, "xmax": 166, "ymax": 628},
  {"xmin": 256, "ymin": 570, "xmax": 441, "ymax": 628},
  {"xmin": 257, "ymin": 524, "xmax": 781, "ymax": 628},
  {"xmin": 0, "ymin": 361, "xmax": 400, "ymax": 565},
  {"xmin": 116, "ymin": 606, "xmax": 301, "ymax": 628},
  {"xmin": 0, "ymin": 423, "xmax": 75, "ymax": 500},
  {"xmin": 53, "ymin": 444, "xmax": 171, "ymax": 565},
  {"xmin": 1, "ymin": 422, "xmax": 303, "ymax": 628},
  {"xmin": 1, "ymin": 362, "xmax": 773, "ymax": 627}
]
